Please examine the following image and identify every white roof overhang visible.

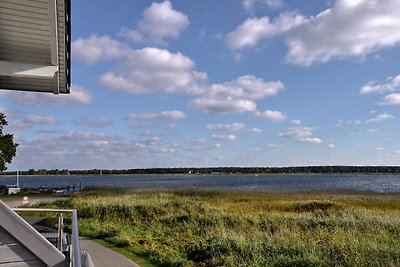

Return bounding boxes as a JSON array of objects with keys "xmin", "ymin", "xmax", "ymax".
[{"xmin": 0, "ymin": 0, "xmax": 71, "ymax": 94}]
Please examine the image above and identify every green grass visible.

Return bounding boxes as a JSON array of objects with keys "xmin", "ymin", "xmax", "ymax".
[{"xmin": 34, "ymin": 188, "xmax": 400, "ymax": 266}]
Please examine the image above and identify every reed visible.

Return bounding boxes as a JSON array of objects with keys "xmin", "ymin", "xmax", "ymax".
[{"xmin": 37, "ymin": 189, "xmax": 400, "ymax": 266}]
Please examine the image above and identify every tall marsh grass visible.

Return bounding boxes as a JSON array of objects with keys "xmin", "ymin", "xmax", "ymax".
[{"xmin": 38, "ymin": 189, "xmax": 400, "ymax": 266}]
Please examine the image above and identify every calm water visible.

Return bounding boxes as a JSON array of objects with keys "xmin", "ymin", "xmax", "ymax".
[{"xmin": 1, "ymin": 174, "xmax": 400, "ymax": 193}]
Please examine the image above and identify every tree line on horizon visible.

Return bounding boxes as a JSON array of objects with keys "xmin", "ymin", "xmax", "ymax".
[{"xmin": 1, "ymin": 166, "xmax": 400, "ymax": 176}]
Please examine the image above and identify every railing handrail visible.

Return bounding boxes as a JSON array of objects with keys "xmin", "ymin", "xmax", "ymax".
[{"xmin": 13, "ymin": 207, "xmax": 82, "ymax": 267}]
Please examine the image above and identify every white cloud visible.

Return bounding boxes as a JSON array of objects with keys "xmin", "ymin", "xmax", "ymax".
[
  {"xmin": 145, "ymin": 136, "xmax": 161, "ymax": 145},
  {"xmin": 360, "ymin": 74, "xmax": 400, "ymax": 95},
  {"xmin": 74, "ymin": 35, "xmax": 283, "ymax": 115},
  {"xmin": 243, "ymin": 0, "xmax": 284, "ymax": 12},
  {"xmin": 286, "ymin": 0, "xmax": 400, "ymax": 65},
  {"xmin": 225, "ymin": 12, "xmax": 304, "ymax": 50},
  {"xmin": 230, "ymin": 0, "xmax": 400, "ymax": 66},
  {"xmin": 243, "ymin": 0, "xmax": 256, "ymax": 12},
  {"xmin": 129, "ymin": 110, "xmax": 186, "ymax": 121},
  {"xmin": 190, "ymin": 75, "xmax": 283, "ymax": 114},
  {"xmin": 214, "ymin": 143, "xmax": 222, "ymax": 148},
  {"xmin": 336, "ymin": 119, "xmax": 362, "ymax": 127},
  {"xmin": 373, "ymin": 147, "xmax": 384, "ymax": 151},
  {"xmin": 189, "ymin": 98, "xmax": 257, "ymax": 114},
  {"xmin": 24, "ymin": 115, "xmax": 57, "ymax": 125},
  {"xmin": 378, "ymin": 93, "xmax": 400, "ymax": 105},
  {"xmin": 120, "ymin": 1, "xmax": 189, "ymax": 44},
  {"xmin": 99, "ymin": 47, "xmax": 207, "ymax": 95},
  {"xmin": 328, "ymin": 143, "xmax": 335, "ymax": 148},
  {"xmin": 367, "ymin": 128, "xmax": 379, "ymax": 133},
  {"xmin": 300, "ymin": 137, "xmax": 322, "ymax": 144},
  {"xmin": 160, "ymin": 145, "xmax": 179, "ymax": 154},
  {"xmin": 74, "ymin": 36, "xmax": 207, "ymax": 95},
  {"xmin": 266, "ymin": 0, "xmax": 284, "ymax": 9},
  {"xmin": 16, "ymin": 131, "xmax": 150, "ymax": 169},
  {"xmin": 8, "ymin": 114, "xmax": 57, "ymax": 131},
  {"xmin": 279, "ymin": 127, "xmax": 315, "ymax": 138},
  {"xmin": 72, "ymin": 35, "xmax": 132, "ymax": 64},
  {"xmin": 207, "ymin": 76, "xmax": 284, "ymax": 100},
  {"xmin": 211, "ymin": 134, "xmax": 238, "ymax": 141},
  {"xmin": 75, "ymin": 118, "xmax": 112, "ymax": 128},
  {"xmin": 255, "ymin": 109, "xmax": 286, "ymax": 122},
  {"xmin": 246, "ymin": 127, "xmax": 262, "ymax": 133},
  {"xmin": 11, "ymin": 84, "xmax": 93, "ymax": 106},
  {"xmin": 365, "ymin": 113, "xmax": 394, "ymax": 124},
  {"xmin": 206, "ymin": 123, "xmax": 246, "ymax": 131},
  {"xmin": 189, "ymin": 138, "xmax": 207, "ymax": 145},
  {"xmin": 267, "ymin": 144, "xmax": 284, "ymax": 148},
  {"xmin": 291, "ymin": 119, "xmax": 301, "ymax": 125}
]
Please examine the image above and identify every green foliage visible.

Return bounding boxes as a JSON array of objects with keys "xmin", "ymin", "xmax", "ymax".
[
  {"xmin": 0, "ymin": 113, "xmax": 18, "ymax": 171},
  {"xmin": 36, "ymin": 190, "xmax": 400, "ymax": 266}
]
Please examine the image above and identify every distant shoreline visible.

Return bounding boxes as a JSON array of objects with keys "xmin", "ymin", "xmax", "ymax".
[{"xmin": 2, "ymin": 165, "xmax": 400, "ymax": 176}]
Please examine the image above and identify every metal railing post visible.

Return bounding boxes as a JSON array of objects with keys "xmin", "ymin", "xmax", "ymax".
[
  {"xmin": 12, "ymin": 208, "xmax": 83, "ymax": 267},
  {"xmin": 72, "ymin": 209, "xmax": 81, "ymax": 267},
  {"xmin": 58, "ymin": 213, "xmax": 64, "ymax": 250}
]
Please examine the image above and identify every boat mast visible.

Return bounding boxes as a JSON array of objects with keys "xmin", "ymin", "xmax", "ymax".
[{"xmin": 16, "ymin": 160, "xmax": 19, "ymax": 188}]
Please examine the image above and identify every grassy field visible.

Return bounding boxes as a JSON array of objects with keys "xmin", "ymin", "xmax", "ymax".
[{"xmin": 34, "ymin": 188, "xmax": 400, "ymax": 266}]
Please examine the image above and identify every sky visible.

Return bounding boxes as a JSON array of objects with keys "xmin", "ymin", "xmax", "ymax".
[{"xmin": 2, "ymin": 0, "xmax": 400, "ymax": 170}]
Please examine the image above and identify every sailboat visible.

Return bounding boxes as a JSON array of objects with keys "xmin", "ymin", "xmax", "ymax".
[{"xmin": 7, "ymin": 161, "xmax": 21, "ymax": 195}]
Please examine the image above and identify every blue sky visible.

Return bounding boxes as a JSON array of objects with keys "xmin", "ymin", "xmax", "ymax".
[{"xmin": 2, "ymin": 0, "xmax": 400, "ymax": 170}]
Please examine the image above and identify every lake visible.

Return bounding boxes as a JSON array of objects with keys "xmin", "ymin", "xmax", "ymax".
[{"xmin": 1, "ymin": 173, "xmax": 400, "ymax": 193}]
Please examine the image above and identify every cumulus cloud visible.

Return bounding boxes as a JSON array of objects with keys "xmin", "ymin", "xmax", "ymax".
[
  {"xmin": 99, "ymin": 46, "xmax": 207, "ymax": 95},
  {"xmin": 279, "ymin": 126, "xmax": 315, "ymax": 138},
  {"xmin": 286, "ymin": 0, "xmax": 400, "ymax": 66},
  {"xmin": 189, "ymin": 138, "xmax": 207, "ymax": 145},
  {"xmin": 72, "ymin": 35, "xmax": 132, "ymax": 64},
  {"xmin": 129, "ymin": 110, "xmax": 186, "ymax": 121},
  {"xmin": 8, "ymin": 115, "xmax": 57, "ymax": 131},
  {"xmin": 73, "ymin": 35, "xmax": 207, "ymax": 95},
  {"xmin": 328, "ymin": 143, "xmax": 335, "ymax": 148},
  {"xmin": 211, "ymin": 134, "xmax": 238, "ymax": 141},
  {"xmin": 225, "ymin": 12, "xmax": 304, "ymax": 50},
  {"xmin": 228, "ymin": 0, "xmax": 400, "ymax": 66},
  {"xmin": 190, "ymin": 75, "xmax": 284, "ymax": 114},
  {"xmin": 11, "ymin": 84, "xmax": 93, "ymax": 106},
  {"xmin": 189, "ymin": 98, "xmax": 256, "ymax": 114},
  {"xmin": 24, "ymin": 115, "xmax": 57, "ymax": 125},
  {"xmin": 16, "ymin": 131, "xmax": 149, "ymax": 169},
  {"xmin": 360, "ymin": 74, "xmax": 400, "ymax": 95},
  {"xmin": 378, "ymin": 93, "xmax": 400, "ymax": 105},
  {"xmin": 145, "ymin": 136, "xmax": 161, "ymax": 145},
  {"xmin": 255, "ymin": 109, "xmax": 286, "ymax": 122},
  {"xmin": 300, "ymin": 137, "xmax": 322, "ymax": 144},
  {"xmin": 160, "ymin": 145, "xmax": 179, "ymax": 154},
  {"xmin": 206, "ymin": 76, "xmax": 284, "ymax": 100},
  {"xmin": 336, "ymin": 119, "xmax": 362, "ymax": 127},
  {"xmin": 206, "ymin": 123, "xmax": 246, "ymax": 131},
  {"xmin": 74, "ymin": 35, "xmax": 283, "ymax": 115},
  {"xmin": 120, "ymin": 1, "xmax": 189, "ymax": 44},
  {"xmin": 246, "ymin": 128, "xmax": 263, "ymax": 133},
  {"xmin": 365, "ymin": 113, "xmax": 394, "ymax": 124},
  {"xmin": 75, "ymin": 118, "xmax": 112, "ymax": 128}
]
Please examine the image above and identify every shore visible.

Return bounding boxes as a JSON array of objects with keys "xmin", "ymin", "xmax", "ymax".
[{"xmin": 25, "ymin": 188, "xmax": 400, "ymax": 266}]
